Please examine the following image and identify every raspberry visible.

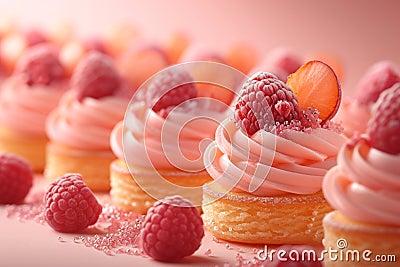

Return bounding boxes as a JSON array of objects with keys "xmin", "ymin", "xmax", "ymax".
[
  {"xmin": 24, "ymin": 28, "xmax": 48, "ymax": 47},
  {"xmin": 234, "ymin": 71, "xmax": 300, "ymax": 136},
  {"xmin": 44, "ymin": 173, "xmax": 102, "ymax": 233},
  {"xmin": 71, "ymin": 51, "xmax": 121, "ymax": 101},
  {"xmin": 355, "ymin": 61, "xmax": 400, "ymax": 105},
  {"xmin": 145, "ymin": 68, "xmax": 197, "ymax": 116},
  {"xmin": 82, "ymin": 37, "xmax": 108, "ymax": 55},
  {"xmin": 265, "ymin": 48, "xmax": 303, "ymax": 81},
  {"xmin": 14, "ymin": 44, "xmax": 66, "ymax": 86},
  {"xmin": 0, "ymin": 154, "xmax": 33, "ymax": 204},
  {"xmin": 366, "ymin": 83, "xmax": 400, "ymax": 155},
  {"xmin": 141, "ymin": 195, "xmax": 204, "ymax": 262}
]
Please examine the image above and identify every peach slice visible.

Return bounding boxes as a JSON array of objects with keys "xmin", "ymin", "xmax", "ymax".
[
  {"xmin": 307, "ymin": 51, "xmax": 345, "ymax": 83},
  {"xmin": 286, "ymin": 60, "xmax": 341, "ymax": 122}
]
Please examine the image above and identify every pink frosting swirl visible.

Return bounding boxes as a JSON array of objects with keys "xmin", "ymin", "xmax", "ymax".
[
  {"xmin": 111, "ymin": 100, "xmax": 228, "ymax": 171},
  {"xmin": 0, "ymin": 77, "xmax": 67, "ymax": 136},
  {"xmin": 323, "ymin": 140, "xmax": 400, "ymax": 226},
  {"xmin": 333, "ymin": 97, "xmax": 370, "ymax": 137},
  {"xmin": 47, "ymin": 91, "xmax": 129, "ymax": 150},
  {"xmin": 203, "ymin": 118, "xmax": 347, "ymax": 196}
]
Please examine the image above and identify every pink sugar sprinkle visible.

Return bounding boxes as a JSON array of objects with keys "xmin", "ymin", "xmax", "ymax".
[
  {"xmin": 233, "ymin": 253, "xmax": 266, "ymax": 267},
  {"xmin": 276, "ymin": 120, "xmax": 304, "ymax": 135},
  {"xmin": 275, "ymin": 107, "xmax": 345, "ymax": 136},
  {"xmin": 76, "ymin": 204, "xmax": 145, "ymax": 257},
  {"xmin": 225, "ymin": 243, "xmax": 233, "ymax": 250},
  {"xmin": 5, "ymin": 192, "xmax": 146, "ymax": 258},
  {"xmin": 299, "ymin": 108, "xmax": 321, "ymax": 129},
  {"xmin": 276, "ymin": 108, "xmax": 323, "ymax": 136},
  {"xmin": 204, "ymin": 248, "xmax": 212, "ymax": 256},
  {"xmin": 5, "ymin": 191, "xmax": 45, "ymax": 223},
  {"xmin": 212, "ymin": 236, "xmax": 221, "ymax": 243},
  {"xmin": 322, "ymin": 119, "xmax": 344, "ymax": 133}
]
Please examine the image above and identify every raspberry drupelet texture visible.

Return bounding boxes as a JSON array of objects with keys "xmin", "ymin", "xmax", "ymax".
[
  {"xmin": 145, "ymin": 68, "xmax": 197, "ymax": 116},
  {"xmin": 0, "ymin": 154, "xmax": 34, "ymax": 204},
  {"xmin": 366, "ymin": 83, "xmax": 400, "ymax": 155},
  {"xmin": 44, "ymin": 173, "xmax": 102, "ymax": 233},
  {"xmin": 141, "ymin": 195, "xmax": 204, "ymax": 262},
  {"xmin": 234, "ymin": 71, "xmax": 300, "ymax": 136},
  {"xmin": 15, "ymin": 44, "xmax": 66, "ymax": 86},
  {"xmin": 71, "ymin": 51, "xmax": 121, "ymax": 101}
]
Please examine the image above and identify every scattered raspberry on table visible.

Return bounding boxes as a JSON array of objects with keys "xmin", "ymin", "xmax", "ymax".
[
  {"xmin": 43, "ymin": 173, "xmax": 102, "ymax": 233},
  {"xmin": 141, "ymin": 195, "xmax": 204, "ymax": 262}
]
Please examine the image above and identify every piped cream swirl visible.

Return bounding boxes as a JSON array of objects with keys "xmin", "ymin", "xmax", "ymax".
[
  {"xmin": 323, "ymin": 140, "xmax": 400, "ymax": 226},
  {"xmin": 204, "ymin": 117, "xmax": 347, "ymax": 196},
  {"xmin": 47, "ymin": 91, "xmax": 129, "ymax": 150},
  {"xmin": 0, "ymin": 77, "xmax": 67, "ymax": 136},
  {"xmin": 111, "ymin": 100, "xmax": 227, "ymax": 171}
]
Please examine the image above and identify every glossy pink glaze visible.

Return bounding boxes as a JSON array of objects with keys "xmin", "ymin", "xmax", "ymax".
[
  {"xmin": 323, "ymin": 140, "xmax": 400, "ymax": 226},
  {"xmin": 203, "ymin": 118, "xmax": 347, "ymax": 196}
]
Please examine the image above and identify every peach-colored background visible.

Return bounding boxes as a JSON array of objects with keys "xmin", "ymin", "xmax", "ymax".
[{"xmin": 1, "ymin": 0, "xmax": 399, "ymax": 93}]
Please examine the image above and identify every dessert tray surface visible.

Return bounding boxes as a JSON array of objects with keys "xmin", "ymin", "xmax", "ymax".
[{"xmin": 0, "ymin": 176, "xmax": 275, "ymax": 267}]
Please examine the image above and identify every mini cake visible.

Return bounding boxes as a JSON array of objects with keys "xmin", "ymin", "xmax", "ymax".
[
  {"xmin": 322, "ymin": 83, "xmax": 400, "ymax": 267},
  {"xmin": 45, "ymin": 51, "xmax": 130, "ymax": 191},
  {"xmin": 335, "ymin": 61, "xmax": 400, "ymax": 137},
  {"xmin": 110, "ymin": 65, "xmax": 237, "ymax": 214},
  {"xmin": 0, "ymin": 44, "xmax": 68, "ymax": 172},
  {"xmin": 202, "ymin": 61, "xmax": 348, "ymax": 245}
]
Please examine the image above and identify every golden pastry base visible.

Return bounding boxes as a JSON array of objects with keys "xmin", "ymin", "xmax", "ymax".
[
  {"xmin": 202, "ymin": 182, "xmax": 333, "ymax": 245},
  {"xmin": 45, "ymin": 142, "xmax": 115, "ymax": 192},
  {"xmin": 323, "ymin": 211, "xmax": 400, "ymax": 267},
  {"xmin": 110, "ymin": 159, "xmax": 212, "ymax": 214},
  {"xmin": 0, "ymin": 126, "xmax": 47, "ymax": 173}
]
